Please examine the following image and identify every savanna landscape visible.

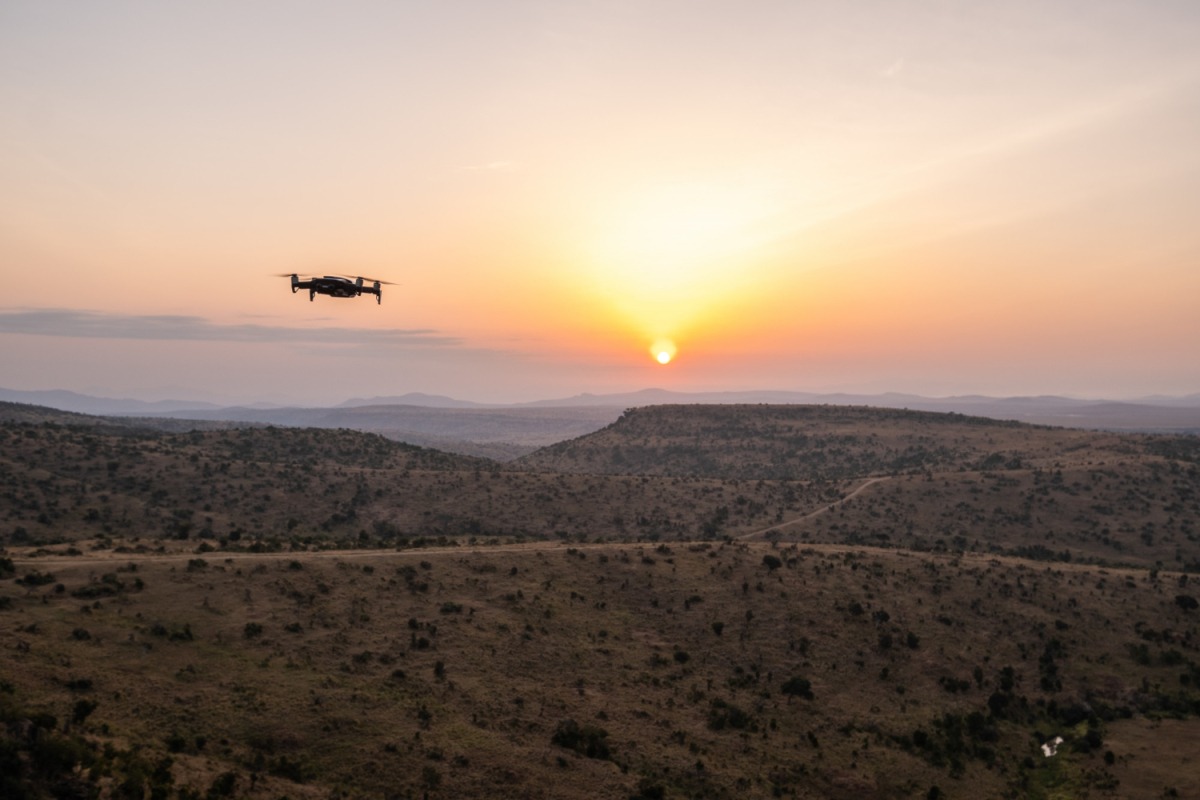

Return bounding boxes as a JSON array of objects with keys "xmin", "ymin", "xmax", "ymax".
[{"xmin": 2, "ymin": 401, "xmax": 1199, "ymax": 799}]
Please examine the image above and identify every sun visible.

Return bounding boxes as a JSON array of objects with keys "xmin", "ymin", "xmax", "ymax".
[{"xmin": 650, "ymin": 338, "xmax": 677, "ymax": 365}]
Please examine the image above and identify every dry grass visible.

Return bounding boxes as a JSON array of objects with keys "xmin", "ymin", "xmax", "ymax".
[
  {"xmin": 2, "ymin": 403, "xmax": 1199, "ymax": 798},
  {"xmin": 4, "ymin": 541, "xmax": 1198, "ymax": 798}
]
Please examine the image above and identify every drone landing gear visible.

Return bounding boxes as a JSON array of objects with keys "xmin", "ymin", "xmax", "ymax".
[{"xmin": 309, "ymin": 290, "xmax": 315, "ymax": 302}]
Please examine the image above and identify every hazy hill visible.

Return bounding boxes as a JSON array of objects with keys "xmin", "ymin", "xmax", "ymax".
[
  {"xmin": 0, "ymin": 400, "xmax": 253, "ymax": 434},
  {"xmin": 110, "ymin": 403, "xmax": 629, "ymax": 460},
  {"xmin": 0, "ymin": 387, "xmax": 226, "ymax": 415},
  {"xmin": 514, "ymin": 404, "xmax": 1162, "ymax": 480},
  {"xmin": 337, "ymin": 392, "xmax": 488, "ymax": 408},
  {"xmin": 521, "ymin": 390, "xmax": 1200, "ymax": 433}
]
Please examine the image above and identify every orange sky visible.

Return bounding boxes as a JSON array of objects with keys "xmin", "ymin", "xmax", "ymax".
[{"xmin": 2, "ymin": 1, "xmax": 1198, "ymax": 404}]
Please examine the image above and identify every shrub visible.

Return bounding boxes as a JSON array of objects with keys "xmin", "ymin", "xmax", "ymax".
[
  {"xmin": 632, "ymin": 778, "xmax": 667, "ymax": 799},
  {"xmin": 208, "ymin": 771, "xmax": 238, "ymax": 797},
  {"xmin": 18, "ymin": 570, "xmax": 55, "ymax": 587},
  {"xmin": 551, "ymin": 719, "xmax": 612, "ymax": 760},
  {"xmin": 71, "ymin": 699, "xmax": 97, "ymax": 725},
  {"xmin": 781, "ymin": 676, "xmax": 814, "ymax": 701},
  {"xmin": 708, "ymin": 699, "xmax": 754, "ymax": 731},
  {"xmin": 269, "ymin": 755, "xmax": 312, "ymax": 783}
]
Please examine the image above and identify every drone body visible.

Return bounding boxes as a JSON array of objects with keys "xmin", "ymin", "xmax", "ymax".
[{"xmin": 282, "ymin": 274, "xmax": 392, "ymax": 304}]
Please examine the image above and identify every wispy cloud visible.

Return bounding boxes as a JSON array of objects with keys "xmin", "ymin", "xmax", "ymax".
[
  {"xmin": 767, "ymin": 68, "xmax": 1200, "ymax": 249},
  {"xmin": 0, "ymin": 308, "xmax": 461, "ymax": 347}
]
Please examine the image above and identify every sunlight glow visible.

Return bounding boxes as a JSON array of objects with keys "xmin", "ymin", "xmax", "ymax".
[
  {"xmin": 596, "ymin": 183, "xmax": 773, "ymax": 291},
  {"xmin": 578, "ymin": 182, "xmax": 777, "ymax": 364},
  {"xmin": 651, "ymin": 338, "xmax": 677, "ymax": 365}
]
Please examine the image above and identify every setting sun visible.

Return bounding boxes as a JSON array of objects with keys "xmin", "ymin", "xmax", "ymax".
[{"xmin": 651, "ymin": 338, "xmax": 677, "ymax": 365}]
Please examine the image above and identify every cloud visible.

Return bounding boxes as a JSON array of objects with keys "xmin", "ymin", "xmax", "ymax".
[
  {"xmin": 766, "ymin": 69, "xmax": 1200, "ymax": 250},
  {"xmin": 0, "ymin": 308, "xmax": 461, "ymax": 347}
]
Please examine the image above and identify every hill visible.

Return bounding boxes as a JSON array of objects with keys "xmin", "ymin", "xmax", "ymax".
[
  {"xmin": 7, "ymin": 387, "xmax": 1200, "ymax": 461},
  {"xmin": 515, "ymin": 404, "xmax": 1119, "ymax": 479},
  {"xmin": 0, "ymin": 400, "xmax": 263, "ymax": 434},
  {"xmin": 0, "ymin": 404, "xmax": 831, "ymax": 549},
  {"xmin": 3, "ymin": 402, "xmax": 1198, "ymax": 569},
  {"xmin": 2, "ymin": 401, "xmax": 1199, "ymax": 798},
  {"xmin": 118, "ymin": 403, "xmax": 628, "ymax": 460},
  {"xmin": 2, "ymin": 543, "xmax": 1198, "ymax": 799},
  {"xmin": 518, "ymin": 405, "xmax": 1200, "ymax": 571}
]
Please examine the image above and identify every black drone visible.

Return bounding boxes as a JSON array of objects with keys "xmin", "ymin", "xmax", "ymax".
[{"xmin": 278, "ymin": 274, "xmax": 395, "ymax": 304}]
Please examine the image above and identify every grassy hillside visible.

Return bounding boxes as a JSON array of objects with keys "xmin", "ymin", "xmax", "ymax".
[
  {"xmin": 0, "ymin": 410, "xmax": 831, "ymax": 549},
  {"xmin": 515, "ymin": 405, "xmax": 1188, "ymax": 480},
  {"xmin": 518, "ymin": 405, "xmax": 1200, "ymax": 570},
  {"xmin": 3, "ymin": 543, "xmax": 1198, "ymax": 799},
  {"xmin": 4, "ymin": 403, "xmax": 1198, "ymax": 568},
  {"xmin": 2, "ymin": 402, "xmax": 1199, "ymax": 798}
]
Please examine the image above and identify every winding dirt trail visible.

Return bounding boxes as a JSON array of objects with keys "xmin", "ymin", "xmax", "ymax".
[{"xmin": 737, "ymin": 475, "xmax": 890, "ymax": 541}]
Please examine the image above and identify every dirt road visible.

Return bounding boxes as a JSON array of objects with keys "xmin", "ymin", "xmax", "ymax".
[{"xmin": 737, "ymin": 475, "xmax": 890, "ymax": 541}]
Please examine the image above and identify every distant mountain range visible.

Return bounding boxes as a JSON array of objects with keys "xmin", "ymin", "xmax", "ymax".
[
  {"xmin": 2, "ymin": 386, "xmax": 1198, "ymax": 461},
  {"xmin": 336, "ymin": 388, "xmax": 1200, "ymax": 433},
  {"xmin": 335, "ymin": 387, "xmax": 1200, "ymax": 412},
  {"xmin": 0, "ymin": 388, "xmax": 228, "ymax": 415}
]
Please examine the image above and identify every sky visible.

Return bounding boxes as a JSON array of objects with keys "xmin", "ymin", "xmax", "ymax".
[{"xmin": 2, "ymin": 0, "xmax": 1199, "ymax": 405}]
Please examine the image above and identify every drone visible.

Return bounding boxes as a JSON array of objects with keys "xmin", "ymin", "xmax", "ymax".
[{"xmin": 278, "ymin": 274, "xmax": 395, "ymax": 304}]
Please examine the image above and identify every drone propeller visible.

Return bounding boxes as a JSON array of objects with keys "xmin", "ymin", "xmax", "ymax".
[{"xmin": 342, "ymin": 275, "xmax": 397, "ymax": 285}]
